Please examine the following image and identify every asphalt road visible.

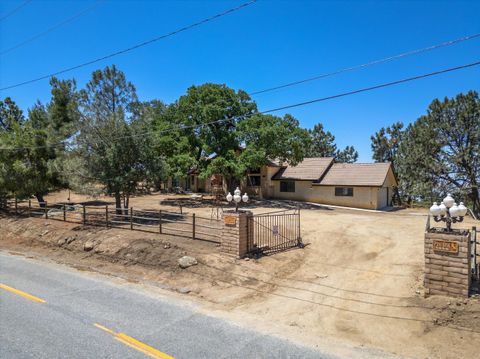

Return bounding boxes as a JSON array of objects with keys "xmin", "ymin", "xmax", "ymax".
[{"xmin": 0, "ymin": 251, "xmax": 335, "ymax": 359}]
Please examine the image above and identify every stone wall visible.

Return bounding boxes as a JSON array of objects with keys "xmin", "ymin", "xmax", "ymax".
[
  {"xmin": 424, "ymin": 230, "xmax": 471, "ymax": 297},
  {"xmin": 221, "ymin": 210, "xmax": 252, "ymax": 258}
]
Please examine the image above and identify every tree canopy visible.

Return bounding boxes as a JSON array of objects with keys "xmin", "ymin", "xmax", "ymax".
[{"xmin": 371, "ymin": 91, "xmax": 480, "ymax": 216}]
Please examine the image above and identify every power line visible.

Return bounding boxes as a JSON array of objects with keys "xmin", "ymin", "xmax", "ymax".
[
  {"xmin": 1, "ymin": 59, "xmax": 478, "ymax": 151},
  {"xmin": 258, "ymin": 60, "xmax": 480, "ymax": 114},
  {"xmin": 0, "ymin": 0, "xmax": 32, "ymax": 22},
  {"xmin": 0, "ymin": 0, "xmax": 258, "ymax": 91},
  {"xmin": 249, "ymin": 33, "xmax": 480, "ymax": 96},
  {"xmin": 0, "ymin": 0, "xmax": 103, "ymax": 56}
]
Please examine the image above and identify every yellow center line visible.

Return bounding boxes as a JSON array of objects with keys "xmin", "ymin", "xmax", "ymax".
[
  {"xmin": 94, "ymin": 323, "xmax": 174, "ymax": 359},
  {"xmin": 0, "ymin": 283, "xmax": 46, "ymax": 303}
]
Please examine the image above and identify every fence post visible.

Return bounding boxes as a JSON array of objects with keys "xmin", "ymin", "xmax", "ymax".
[
  {"xmin": 192, "ymin": 213, "xmax": 196, "ymax": 240},
  {"xmin": 105, "ymin": 205, "xmax": 108, "ymax": 228},
  {"xmin": 83, "ymin": 205, "xmax": 86, "ymax": 225},
  {"xmin": 44, "ymin": 201, "xmax": 48, "ymax": 220},
  {"xmin": 130, "ymin": 207, "xmax": 133, "ymax": 230},
  {"xmin": 159, "ymin": 210, "xmax": 162, "ymax": 234},
  {"xmin": 28, "ymin": 200, "xmax": 31, "ymax": 217},
  {"xmin": 15, "ymin": 197, "xmax": 18, "ymax": 215},
  {"xmin": 63, "ymin": 204, "xmax": 66, "ymax": 221},
  {"xmin": 297, "ymin": 206, "xmax": 301, "ymax": 242},
  {"xmin": 180, "ymin": 205, "xmax": 183, "ymax": 214}
]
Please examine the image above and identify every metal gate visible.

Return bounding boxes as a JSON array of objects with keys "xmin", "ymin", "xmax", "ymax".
[
  {"xmin": 472, "ymin": 226, "xmax": 479, "ymax": 282},
  {"xmin": 247, "ymin": 209, "xmax": 302, "ymax": 256}
]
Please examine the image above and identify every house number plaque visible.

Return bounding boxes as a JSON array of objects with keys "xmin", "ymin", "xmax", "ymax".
[{"xmin": 432, "ymin": 240, "xmax": 459, "ymax": 254}]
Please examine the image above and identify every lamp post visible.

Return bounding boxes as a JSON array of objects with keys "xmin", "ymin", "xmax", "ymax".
[
  {"xmin": 429, "ymin": 194, "xmax": 468, "ymax": 232},
  {"xmin": 226, "ymin": 187, "xmax": 249, "ymax": 212}
]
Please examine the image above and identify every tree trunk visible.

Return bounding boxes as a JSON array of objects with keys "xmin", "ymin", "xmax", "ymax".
[
  {"xmin": 123, "ymin": 193, "xmax": 130, "ymax": 216},
  {"xmin": 35, "ymin": 193, "xmax": 45, "ymax": 207},
  {"xmin": 114, "ymin": 192, "xmax": 122, "ymax": 215}
]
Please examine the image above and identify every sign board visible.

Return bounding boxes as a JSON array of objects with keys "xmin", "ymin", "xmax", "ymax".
[
  {"xmin": 433, "ymin": 240, "xmax": 459, "ymax": 254},
  {"xmin": 224, "ymin": 216, "xmax": 236, "ymax": 226},
  {"xmin": 272, "ymin": 225, "xmax": 279, "ymax": 236}
]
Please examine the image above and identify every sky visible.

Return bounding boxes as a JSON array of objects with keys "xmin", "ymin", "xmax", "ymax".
[{"xmin": 0, "ymin": 0, "xmax": 479, "ymax": 162}]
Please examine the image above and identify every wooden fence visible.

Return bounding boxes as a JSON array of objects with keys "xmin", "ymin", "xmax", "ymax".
[{"xmin": 2, "ymin": 199, "xmax": 222, "ymax": 244}]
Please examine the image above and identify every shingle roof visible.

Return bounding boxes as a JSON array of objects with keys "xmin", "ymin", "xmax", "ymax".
[
  {"xmin": 271, "ymin": 157, "xmax": 334, "ymax": 181},
  {"xmin": 317, "ymin": 162, "xmax": 392, "ymax": 186}
]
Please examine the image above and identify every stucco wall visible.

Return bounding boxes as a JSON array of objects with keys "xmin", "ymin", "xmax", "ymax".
[
  {"xmin": 270, "ymin": 181, "xmax": 386, "ymax": 209},
  {"xmin": 311, "ymin": 185, "xmax": 379, "ymax": 209}
]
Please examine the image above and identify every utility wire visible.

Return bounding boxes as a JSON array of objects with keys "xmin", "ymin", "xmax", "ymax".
[
  {"xmin": 0, "ymin": 0, "xmax": 32, "ymax": 22},
  {"xmin": 0, "ymin": 0, "xmax": 257, "ymax": 91},
  {"xmin": 0, "ymin": 0, "xmax": 103, "ymax": 56},
  {"xmin": 1, "ymin": 59, "xmax": 478, "ymax": 151},
  {"xmin": 249, "ymin": 33, "xmax": 480, "ymax": 96}
]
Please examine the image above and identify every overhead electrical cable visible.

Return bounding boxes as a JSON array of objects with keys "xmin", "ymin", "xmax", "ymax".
[
  {"xmin": 0, "ymin": 0, "xmax": 32, "ymax": 22},
  {"xmin": 1, "ymin": 59, "xmax": 478, "ymax": 151},
  {"xmin": 0, "ymin": 0, "xmax": 258, "ymax": 91},
  {"xmin": 249, "ymin": 33, "xmax": 480, "ymax": 95},
  {"xmin": 0, "ymin": 0, "xmax": 104, "ymax": 56}
]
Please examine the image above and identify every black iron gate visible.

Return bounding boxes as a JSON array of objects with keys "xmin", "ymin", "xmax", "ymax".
[
  {"xmin": 247, "ymin": 209, "xmax": 302, "ymax": 256},
  {"xmin": 473, "ymin": 226, "xmax": 479, "ymax": 282}
]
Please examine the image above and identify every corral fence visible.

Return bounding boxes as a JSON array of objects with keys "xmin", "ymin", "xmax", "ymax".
[
  {"xmin": 247, "ymin": 208, "xmax": 303, "ymax": 256},
  {"xmin": 1, "ymin": 199, "xmax": 222, "ymax": 244}
]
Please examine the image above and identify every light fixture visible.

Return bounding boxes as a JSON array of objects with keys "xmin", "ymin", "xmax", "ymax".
[
  {"xmin": 429, "ymin": 194, "xmax": 468, "ymax": 232},
  {"xmin": 227, "ymin": 187, "xmax": 249, "ymax": 212}
]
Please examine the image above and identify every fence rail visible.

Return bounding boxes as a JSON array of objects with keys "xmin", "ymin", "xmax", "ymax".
[{"xmin": 1, "ymin": 199, "xmax": 222, "ymax": 244}]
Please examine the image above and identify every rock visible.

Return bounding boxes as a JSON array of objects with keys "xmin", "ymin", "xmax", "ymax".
[
  {"xmin": 177, "ymin": 287, "xmax": 191, "ymax": 294},
  {"xmin": 316, "ymin": 274, "xmax": 328, "ymax": 279},
  {"xmin": 164, "ymin": 243, "xmax": 171, "ymax": 249},
  {"xmin": 66, "ymin": 236, "xmax": 76, "ymax": 244},
  {"xmin": 178, "ymin": 256, "xmax": 197, "ymax": 269},
  {"xmin": 83, "ymin": 240, "xmax": 95, "ymax": 251},
  {"xmin": 244, "ymin": 257, "xmax": 250, "ymax": 261},
  {"xmin": 57, "ymin": 238, "xmax": 66, "ymax": 246},
  {"xmin": 39, "ymin": 230, "xmax": 49, "ymax": 237}
]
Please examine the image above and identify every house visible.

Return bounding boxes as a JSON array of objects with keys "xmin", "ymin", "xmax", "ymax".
[
  {"xmin": 268, "ymin": 158, "xmax": 397, "ymax": 209},
  {"xmin": 168, "ymin": 157, "xmax": 397, "ymax": 210}
]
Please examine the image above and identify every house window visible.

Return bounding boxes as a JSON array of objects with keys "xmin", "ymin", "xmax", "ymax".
[
  {"xmin": 248, "ymin": 175, "xmax": 261, "ymax": 187},
  {"xmin": 335, "ymin": 187, "xmax": 353, "ymax": 196},
  {"xmin": 280, "ymin": 181, "xmax": 295, "ymax": 192}
]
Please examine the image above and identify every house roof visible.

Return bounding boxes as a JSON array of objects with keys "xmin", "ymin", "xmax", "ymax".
[
  {"xmin": 316, "ymin": 162, "xmax": 392, "ymax": 187},
  {"xmin": 271, "ymin": 157, "xmax": 334, "ymax": 181}
]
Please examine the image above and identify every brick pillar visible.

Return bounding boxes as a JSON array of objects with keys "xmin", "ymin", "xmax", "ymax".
[
  {"xmin": 424, "ymin": 230, "xmax": 471, "ymax": 297},
  {"xmin": 221, "ymin": 210, "xmax": 252, "ymax": 258}
]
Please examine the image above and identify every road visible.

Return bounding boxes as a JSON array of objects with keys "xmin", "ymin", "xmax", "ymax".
[{"xmin": 0, "ymin": 251, "xmax": 334, "ymax": 359}]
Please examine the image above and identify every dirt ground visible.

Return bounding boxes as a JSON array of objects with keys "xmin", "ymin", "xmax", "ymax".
[{"xmin": 1, "ymin": 190, "xmax": 480, "ymax": 359}]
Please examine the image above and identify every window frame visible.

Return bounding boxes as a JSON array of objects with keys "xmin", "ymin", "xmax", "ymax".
[
  {"xmin": 280, "ymin": 181, "xmax": 296, "ymax": 193},
  {"xmin": 335, "ymin": 187, "xmax": 354, "ymax": 197}
]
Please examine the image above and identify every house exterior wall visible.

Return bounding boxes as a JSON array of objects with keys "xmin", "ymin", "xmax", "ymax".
[{"xmin": 310, "ymin": 185, "xmax": 379, "ymax": 209}]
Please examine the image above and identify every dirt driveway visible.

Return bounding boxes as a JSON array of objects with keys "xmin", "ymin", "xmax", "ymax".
[{"xmin": 1, "ymin": 191, "xmax": 479, "ymax": 358}]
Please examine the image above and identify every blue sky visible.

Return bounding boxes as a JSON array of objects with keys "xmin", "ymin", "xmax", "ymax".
[{"xmin": 1, "ymin": 0, "xmax": 479, "ymax": 161}]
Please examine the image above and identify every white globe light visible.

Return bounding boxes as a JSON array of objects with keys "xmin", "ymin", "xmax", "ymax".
[
  {"xmin": 234, "ymin": 187, "xmax": 241, "ymax": 196},
  {"xmin": 233, "ymin": 194, "xmax": 241, "ymax": 203},
  {"xmin": 457, "ymin": 202, "xmax": 468, "ymax": 217},
  {"xmin": 449, "ymin": 203, "xmax": 460, "ymax": 217},
  {"xmin": 242, "ymin": 193, "xmax": 249, "ymax": 203},
  {"xmin": 443, "ymin": 194, "xmax": 455, "ymax": 208},
  {"xmin": 429, "ymin": 202, "xmax": 441, "ymax": 216},
  {"xmin": 226, "ymin": 192, "xmax": 233, "ymax": 202},
  {"xmin": 438, "ymin": 202, "xmax": 447, "ymax": 215}
]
